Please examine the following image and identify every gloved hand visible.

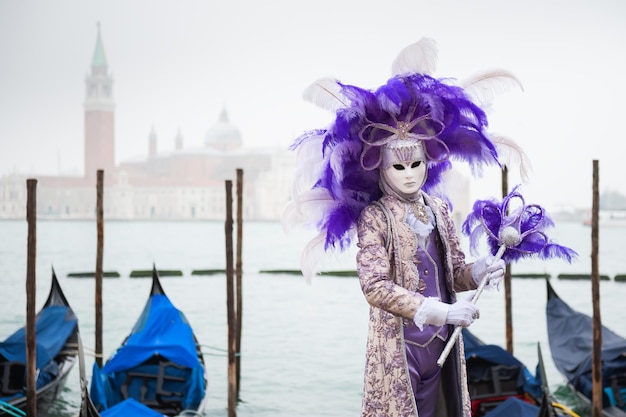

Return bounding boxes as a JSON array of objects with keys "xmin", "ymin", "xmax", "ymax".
[
  {"xmin": 472, "ymin": 254, "xmax": 505, "ymax": 291},
  {"xmin": 445, "ymin": 293, "xmax": 479, "ymax": 327},
  {"xmin": 413, "ymin": 294, "xmax": 479, "ymax": 330}
]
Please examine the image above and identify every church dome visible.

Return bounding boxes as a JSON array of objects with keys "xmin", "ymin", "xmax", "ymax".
[{"xmin": 204, "ymin": 108, "xmax": 242, "ymax": 151}]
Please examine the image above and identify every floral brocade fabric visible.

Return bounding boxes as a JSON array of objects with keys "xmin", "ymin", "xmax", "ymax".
[{"xmin": 356, "ymin": 193, "xmax": 476, "ymax": 417}]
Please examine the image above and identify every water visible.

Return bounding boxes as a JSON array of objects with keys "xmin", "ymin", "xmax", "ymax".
[{"xmin": 0, "ymin": 219, "xmax": 624, "ymax": 417}]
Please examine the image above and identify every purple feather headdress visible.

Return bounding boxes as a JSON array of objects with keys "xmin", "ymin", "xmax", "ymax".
[
  {"xmin": 282, "ymin": 38, "xmax": 525, "ymax": 281},
  {"xmin": 463, "ymin": 185, "xmax": 578, "ymax": 263},
  {"xmin": 291, "ymin": 73, "xmax": 500, "ymax": 247}
]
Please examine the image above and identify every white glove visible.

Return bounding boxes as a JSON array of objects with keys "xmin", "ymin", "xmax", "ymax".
[
  {"xmin": 413, "ymin": 294, "xmax": 479, "ymax": 330},
  {"xmin": 472, "ymin": 254, "xmax": 505, "ymax": 291},
  {"xmin": 446, "ymin": 293, "xmax": 479, "ymax": 327}
]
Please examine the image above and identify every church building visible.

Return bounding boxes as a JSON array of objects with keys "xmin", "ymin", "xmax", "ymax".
[{"xmin": 0, "ymin": 25, "xmax": 293, "ymax": 221}]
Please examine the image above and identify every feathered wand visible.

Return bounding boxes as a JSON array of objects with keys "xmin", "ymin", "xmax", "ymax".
[{"xmin": 437, "ymin": 185, "xmax": 577, "ymax": 367}]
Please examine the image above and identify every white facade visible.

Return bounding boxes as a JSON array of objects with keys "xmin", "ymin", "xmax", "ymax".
[{"xmin": 0, "ymin": 149, "xmax": 296, "ymax": 222}]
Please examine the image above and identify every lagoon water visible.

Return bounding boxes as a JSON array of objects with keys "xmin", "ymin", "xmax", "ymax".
[{"xmin": 0, "ymin": 219, "xmax": 624, "ymax": 417}]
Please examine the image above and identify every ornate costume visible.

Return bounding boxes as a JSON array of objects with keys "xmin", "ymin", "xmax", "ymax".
[
  {"xmin": 282, "ymin": 38, "xmax": 525, "ymax": 417},
  {"xmin": 358, "ymin": 193, "xmax": 476, "ymax": 417}
]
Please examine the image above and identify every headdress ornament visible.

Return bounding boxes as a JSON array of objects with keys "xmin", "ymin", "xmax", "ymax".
[{"xmin": 282, "ymin": 38, "xmax": 527, "ymax": 282}]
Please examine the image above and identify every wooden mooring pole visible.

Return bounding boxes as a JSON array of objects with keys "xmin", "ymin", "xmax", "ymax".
[
  {"xmin": 501, "ymin": 166, "xmax": 513, "ymax": 354},
  {"xmin": 95, "ymin": 169, "xmax": 104, "ymax": 368},
  {"xmin": 25, "ymin": 178, "xmax": 37, "ymax": 417},
  {"xmin": 591, "ymin": 160, "xmax": 602, "ymax": 417},
  {"xmin": 225, "ymin": 180, "xmax": 237, "ymax": 417},
  {"xmin": 235, "ymin": 168, "xmax": 243, "ymax": 400}
]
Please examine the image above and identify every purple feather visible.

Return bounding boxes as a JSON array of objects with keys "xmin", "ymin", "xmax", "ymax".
[
  {"xmin": 463, "ymin": 185, "xmax": 578, "ymax": 263},
  {"xmin": 291, "ymin": 73, "xmax": 504, "ymax": 252}
]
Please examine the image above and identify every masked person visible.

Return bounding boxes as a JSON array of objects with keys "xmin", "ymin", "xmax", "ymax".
[{"xmin": 282, "ymin": 38, "xmax": 522, "ymax": 417}]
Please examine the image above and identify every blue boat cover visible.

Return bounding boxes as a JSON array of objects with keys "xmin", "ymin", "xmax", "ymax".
[
  {"xmin": 462, "ymin": 328, "xmax": 542, "ymax": 400},
  {"xmin": 90, "ymin": 294, "xmax": 205, "ymax": 411},
  {"xmin": 547, "ymin": 290, "xmax": 626, "ymax": 406},
  {"xmin": 102, "ymin": 294, "xmax": 200, "ymax": 372},
  {"xmin": 0, "ymin": 306, "xmax": 77, "ymax": 369},
  {"xmin": 482, "ymin": 396, "xmax": 540, "ymax": 417},
  {"xmin": 101, "ymin": 398, "xmax": 165, "ymax": 417}
]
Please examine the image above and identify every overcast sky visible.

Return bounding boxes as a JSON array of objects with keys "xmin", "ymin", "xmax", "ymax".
[{"xmin": 1, "ymin": 0, "xmax": 625, "ymax": 211}]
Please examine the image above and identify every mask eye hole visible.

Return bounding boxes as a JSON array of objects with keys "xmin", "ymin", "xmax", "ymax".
[
  {"xmin": 392, "ymin": 164, "xmax": 405, "ymax": 171},
  {"xmin": 411, "ymin": 161, "xmax": 422, "ymax": 168}
]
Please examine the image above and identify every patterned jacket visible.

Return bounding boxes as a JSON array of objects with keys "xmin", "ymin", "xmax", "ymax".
[{"xmin": 356, "ymin": 192, "xmax": 477, "ymax": 417}]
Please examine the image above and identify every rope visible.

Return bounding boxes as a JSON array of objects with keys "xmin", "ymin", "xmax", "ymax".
[
  {"xmin": 551, "ymin": 401, "xmax": 581, "ymax": 417},
  {"xmin": 75, "ymin": 344, "xmax": 104, "ymax": 359},
  {"xmin": 79, "ymin": 342, "xmax": 233, "ymax": 358},
  {"xmin": 201, "ymin": 352, "xmax": 228, "ymax": 357},
  {"xmin": 201, "ymin": 350, "xmax": 241, "ymax": 358},
  {"xmin": 0, "ymin": 401, "xmax": 26, "ymax": 417},
  {"xmin": 199, "ymin": 344, "xmax": 242, "ymax": 356},
  {"xmin": 199, "ymin": 344, "xmax": 228, "ymax": 352}
]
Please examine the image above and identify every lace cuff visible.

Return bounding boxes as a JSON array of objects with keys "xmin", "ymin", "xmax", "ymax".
[{"xmin": 413, "ymin": 297, "xmax": 448, "ymax": 330}]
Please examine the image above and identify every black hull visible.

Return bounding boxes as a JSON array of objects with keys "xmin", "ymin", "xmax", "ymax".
[
  {"xmin": 0, "ymin": 271, "xmax": 79, "ymax": 417},
  {"xmin": 77, "ymin": 375, "xmax": 102, "ymax": 417}
]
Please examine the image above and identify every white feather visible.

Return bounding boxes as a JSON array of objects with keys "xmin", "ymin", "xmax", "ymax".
[
  {"xmin": 300, "ymin": 229, "xmax": 357, "ymax": 284},
  {"xmin": 282, "ymin": 188, "xmax": 334, "ymax": 232},
  {"xmin": 282, "ymin": 134, "xmax": 333, "ymax": 231},
  {"xmin": 302, "ymin": 77, "xmax": 347, "ymax": 112},
  {"xmin": 300, "ymin": 232, "xmax": 327, "ymax": 284},
  {"xmin": 490, "ymin": 134, "xmax": 533, "ymax": 183},
  {"xmin": 391, "ymin": 37, "xmax": 438, "ymax": 76},
  {"xmin": 459, "ymin": 69, "xmax": 524, "ymax": 107},
  {"xmin": 290, "ymin": 151, "xmax": 323, "ymax": 189}
]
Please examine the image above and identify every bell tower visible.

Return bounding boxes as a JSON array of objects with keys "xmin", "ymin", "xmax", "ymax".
[{"xmin": 84, "ymin": 22, "xmax": 115, "ymax": 179}]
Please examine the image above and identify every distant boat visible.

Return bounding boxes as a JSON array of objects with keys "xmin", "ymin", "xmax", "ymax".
[
  {"xmin": 0, "ymin": 270, "xmax": 79, "ymax": 417},
  {"xmin": 583, "ymin": 210, "xmax": 626, "ymax": 227},
  {"xmin": 89, "ymin": 266, "xmax": 208, "ymax": 416},
  {"xmin": 546, "ymin": 279, "xmax": 626, "ymax": 417}
]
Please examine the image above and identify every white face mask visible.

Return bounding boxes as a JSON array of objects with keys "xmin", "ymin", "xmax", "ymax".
[{"xmin": 383, "ymin": 160, "xmax": 427, "ymax": 195}]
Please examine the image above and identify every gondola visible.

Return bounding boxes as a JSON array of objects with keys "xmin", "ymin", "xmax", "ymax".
[
  {"xmin": 77, "ymin": 333, "xmax": 168, "ymax": 417},
  {"xmin": 546, "ymin": 279, "xmax": 626, "ymax": 417},
  {"xmin": 0, "ymin": 269, "xmax": 79, "ymax": 417},
  {"xmin": 482, "ymin": 341, "xmax": 579, "ymax": 417},
  {"xmin": 89, "ymin": 266, "xmax": 208, "ymax": 416},
  {"xmin": 463, "ymin": 328, "xmax": 543, "ymax": 416}
]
